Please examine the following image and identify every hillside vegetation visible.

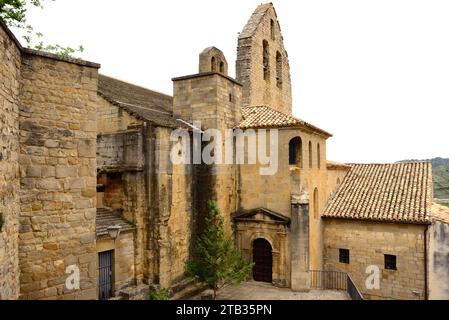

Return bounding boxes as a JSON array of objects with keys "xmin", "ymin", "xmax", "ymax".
[{"xmin": 399, "ymin": 158, "xmax": 449, "ymax": 199}]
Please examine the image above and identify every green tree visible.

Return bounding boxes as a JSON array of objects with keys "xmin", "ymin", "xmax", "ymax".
[
  {"xmin": 0, "ymin": 0, "xmax": 84, "ymax": 58},
  {"xmin": 187, "ymin": 200, "xmax": 253, "ymax": 300},
  {"xmin": 0, "ymin": 0, "xmax": 44, "ymax": 28}
]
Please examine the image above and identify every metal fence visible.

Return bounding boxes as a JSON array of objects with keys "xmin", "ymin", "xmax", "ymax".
[
  {"xmin": 346, "ymin": 274, "xmax": 364, "ymax": 300},
  {"xmin": 310, "ymin": 270, "xmax": 364, "ymax": 300}
]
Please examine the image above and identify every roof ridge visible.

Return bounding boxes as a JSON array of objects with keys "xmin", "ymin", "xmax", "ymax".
[{"xmin": 348, "ymin": 161, "xmax": 431, "ymax": 166}]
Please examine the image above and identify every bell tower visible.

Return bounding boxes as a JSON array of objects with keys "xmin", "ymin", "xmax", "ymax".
[{"xmin": 236, "ymin": 3, "xmax": 292, "ymax": 115}]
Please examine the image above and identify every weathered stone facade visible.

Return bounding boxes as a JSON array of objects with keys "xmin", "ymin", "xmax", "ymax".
[
  {"xmin": 95, "ymin": 91, "xmax": 194, "ymax": 294},
  {"xmin": 237, "ymin": 4, "xmax": 292, "ymax": 115},
  {"xmin": 1, "ymin": 3, "xmax": 448, "ymax": 301},
  {"xmin": 323, "ymin": 219, "xmax": 427, "ymax": 300},
  {"xmin": 18, "ymin": 52, "xmax": 99, "ymax": 300},
  {"xmin": 1, "ymin": 18, "xmax": 100, "ymax": 300},
  {"xmin": 428, "ymin": 205, "xmax": 449, "ymax": 299},
  {"xmin": 0, "ymin": 21, "xmax": 21, "ymax": 300},
  {"xmin": 237, "ymin": 128, "xmax": 332, "ymax": 274},
  {"xmin": 172, "ymin": 71, "xmax": 242, "ymax": 235}
]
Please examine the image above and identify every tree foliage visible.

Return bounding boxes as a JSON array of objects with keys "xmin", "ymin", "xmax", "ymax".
[
  {"xmin": 0, "ymin": 0, "xmax": 46, "ymax": 28},
  {"xmin": 148, "ymin": 288, "xmax": 170, "ymax": 301},
  {"xmin": 186, "ymin": 200, "xmax": 253, "ymax": 300},
  {"xmin": 0, "ymin": 0, "xmax": 84, "ymax": 58}
]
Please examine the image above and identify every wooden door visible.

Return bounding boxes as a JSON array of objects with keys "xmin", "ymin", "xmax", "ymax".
[{"xmin": 253, "ymin": 239, "xmax": 273, "ymax": 283}]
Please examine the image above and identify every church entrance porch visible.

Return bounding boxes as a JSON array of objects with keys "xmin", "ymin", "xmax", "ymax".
[
  {"xmin": 234, "ymin": 208, "xmax": 290, "ymax": 287},
  {"xmin": 253, "ymin": 239, "xmax": 273, "ymax": 283}
]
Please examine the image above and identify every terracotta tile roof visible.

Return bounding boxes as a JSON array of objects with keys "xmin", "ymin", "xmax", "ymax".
[
  {"xmin": 98, "ymin": 74, "xmax": 190, "ymax": 129},
  {"xmin": 96, "ymin": 207, "xmax": 135, "ymax": 237},
  {"xmin": 238, "ymin": 106, "xmax": 332, "ymax": 137},
  {"xmin": 322, "ymin": 162, "xmax": 433, "ymax": 224},
  {"xmin": 431, "ymin": 203, "xmax": 449, "ymax": 224}
]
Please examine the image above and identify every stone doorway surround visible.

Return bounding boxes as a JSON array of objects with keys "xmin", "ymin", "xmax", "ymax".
[{"xmin": 233, "ymin": 208, "xmax": 291, "ymax": 287}]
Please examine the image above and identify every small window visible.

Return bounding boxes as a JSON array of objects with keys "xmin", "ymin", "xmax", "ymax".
[
  {"xmin": 229, "ymin": 94, "xmax": 233, "ymax": 102},
  {"xmin": 339, "ymin": 249, "xmax": 350, "ymax": 264},
  {"xmin": 385, "ymin": 254, "xmax": 397, "ymax": 270},
  {"xmin": 270, "ymin": 19, "xmax": 275, "ymax": 40},
  {"xmin": 289, "ymin": 137, "xmax": 302, "ymax": 167},
  {"xmin": 211, "ymin": 57, "xmax": 216, "ymax": 72},
  {"xmin": 219, "ymin": 61, "xmax": 224, "ymax": 73}
]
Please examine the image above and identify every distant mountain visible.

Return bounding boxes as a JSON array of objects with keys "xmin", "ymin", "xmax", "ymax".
[{"xmin": 398, "ymin": 158, "xmax": 449, "ymax": 199}]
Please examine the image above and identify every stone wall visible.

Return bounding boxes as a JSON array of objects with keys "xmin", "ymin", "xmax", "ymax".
[
  {"xmin": 173, "ymin": 72, "xmax": 242, "ymax": 235},
  {"xmin": 96, "ymin": 102, "xmax": 149, "ymax": 288},
  {"xmin": 323, "ymin": 219, "xmax": 427, "ymax": 300},
  {"xmin": 428, "ymin": 220, "xmax": 449, "ymax": 299},
  {"xmin": 97, "ymin": 232, "xmax": 136, "ymax": 293},
  {"xmin": 97, "ymin": 129, "xmax": 144, "ymax": 171},
  {"xmin": 18, "ymin": 50, "xmax": 99, "ymax": 299},
  {"xmin": 97, "ymin": 96, "xmax": 142, "ymax": 134},
  {"xmin": 238, "ymin": 128, "xmax": 329, "ymax": 271},
  {"xmin": 152, "ymin": 127, "xmax": 194, "ymax": 288},
  {"xmin": 0, "ymin": 21, "xmax": 21, "ymax": 300},
  {"xmin": 237, "ymin": 5, "xmax": 292, "ymax": 115},
  {"xmin": 96, "ymin": 98, "xmax": 195, "ymax": 289}
]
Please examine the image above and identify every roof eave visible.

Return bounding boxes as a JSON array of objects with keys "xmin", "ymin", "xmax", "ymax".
[{"xmin": 321, "ymin": 215, "xmax": 431, "ymax": 226}]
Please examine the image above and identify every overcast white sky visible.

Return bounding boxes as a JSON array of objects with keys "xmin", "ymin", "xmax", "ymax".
[{"xmin": 15, "ymin": 0, "xmax": 449, "ymax": 163}]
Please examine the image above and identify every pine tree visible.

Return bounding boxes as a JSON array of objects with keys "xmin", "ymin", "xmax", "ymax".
[{"xmin": 187, "ymin": 200, "xmax": 253, "ymax": 300}]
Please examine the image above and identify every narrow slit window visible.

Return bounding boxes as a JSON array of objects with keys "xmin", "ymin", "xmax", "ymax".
[
  {"xmin": 263, "ymin": 40, "xmax": 270, "ymax": 80},
  {"xmin": 276, "ymin": 51, "xmax": 282, "ymax": 88},
  {"xmin": 309, "ymin": 141, "xmax": 313, "ymax": 169},
  {"xmin": 317, "ymin": 143, "xmax": 321, "ymax": 169},
  {"xmin": 211, "ymin": 57, "xmax": 216, "ymax": 72},
  {"xmin": 313, "ymin": 188, "xmax": 319, "ymax": 219}
]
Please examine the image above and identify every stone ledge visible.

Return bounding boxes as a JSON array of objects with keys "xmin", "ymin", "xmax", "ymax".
[{"xmin": 172, "ymin": 72, "xmax": 243, "ymax": 86}]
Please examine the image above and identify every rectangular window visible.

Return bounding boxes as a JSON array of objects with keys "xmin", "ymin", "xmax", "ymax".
[
  {"xmin": 339, "ymin": 249, "xmax": 350, "ymax": 264},
  {"xmin": 384, "ymin": 254, "xmax": 397, "ymax": 270}
]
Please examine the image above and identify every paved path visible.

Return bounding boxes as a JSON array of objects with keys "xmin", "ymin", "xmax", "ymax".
[{"xmin": 190, "ymin": 281, "xmax": 349, "ymax": 300}]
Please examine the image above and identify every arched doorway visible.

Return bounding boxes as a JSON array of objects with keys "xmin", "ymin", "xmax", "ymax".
[{"xmin": 252, "ymin": 238, "xmax": 273, "ymax": 283}]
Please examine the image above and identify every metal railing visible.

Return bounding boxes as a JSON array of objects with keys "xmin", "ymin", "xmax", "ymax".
[
  {"xmin": 346, "ymin": 274, "xmax": 364, "ymax": 300},
  {"xmin": 310, "ymin": 270, "xmax": 364, "ymax": 300}
]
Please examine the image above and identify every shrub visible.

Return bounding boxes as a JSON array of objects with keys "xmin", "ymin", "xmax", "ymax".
[{"xmin": 149, "ymin": 288, "xmax": 170, "ymax": 300}]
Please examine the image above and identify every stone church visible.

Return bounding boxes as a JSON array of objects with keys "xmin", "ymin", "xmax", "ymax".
[{"xmin": 1, "ymin": 3, "xmax": 449, "ymax": 300}]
